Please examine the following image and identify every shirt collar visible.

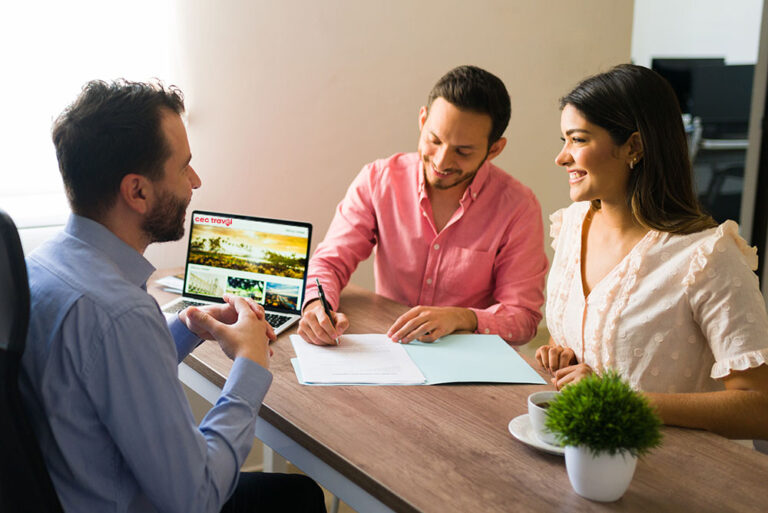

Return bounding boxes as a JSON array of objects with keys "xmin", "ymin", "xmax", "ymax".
[
  {"xmin": 417, "ymin": 159, "xmax": 427, "ymax": 200},
  {"xmin": 65, "ymin": 214, "xmax": 155, "ymax": 288},
  {"xmin": 464, "ymin": 158, "xmax": 491, "ymax": 202}
]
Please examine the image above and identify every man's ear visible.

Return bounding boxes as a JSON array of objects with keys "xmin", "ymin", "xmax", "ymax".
[
  {"xmin": 486, "ymin": 137, "xmax": 507, "ymax": 161},
  {"xmin": 418, "ymin": 105, "xmax": 428, "ymax": 131},
  {"xmin": 119, "ymin": 173, "xmax": 153, "ymax": 215}
]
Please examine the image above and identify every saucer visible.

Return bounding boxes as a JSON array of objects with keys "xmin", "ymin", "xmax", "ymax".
[{"xmin": 508, "ymin": 414, "xmax": 564, "ymax": 456}]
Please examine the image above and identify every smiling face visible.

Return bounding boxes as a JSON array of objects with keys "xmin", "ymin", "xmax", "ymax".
[
  {"xmin": 555, "ymin": 104, "xmax": 635, "ymax": 205},
  {"xmin": 417, "ymin": 97, "xmax": 505, "ymax": 193}
]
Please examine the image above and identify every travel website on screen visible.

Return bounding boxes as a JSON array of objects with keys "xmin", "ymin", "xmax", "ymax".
[{"xmin": 186, "ymin": 215, "xmax": 309, "ymax": 312}]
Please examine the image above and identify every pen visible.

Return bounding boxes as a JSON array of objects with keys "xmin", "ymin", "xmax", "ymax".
[{"xmin": 315, "ymin": 278, "xmax": 340, "ymax": 345}]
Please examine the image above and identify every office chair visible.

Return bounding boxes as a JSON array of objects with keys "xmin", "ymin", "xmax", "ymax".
[
  {"xmin": 0, "ymin": 209, "xmax": 63, "ymax": 512},
  {"xmin": 698, "ymin": 162, "xmax": 744, "ymax": 224}
]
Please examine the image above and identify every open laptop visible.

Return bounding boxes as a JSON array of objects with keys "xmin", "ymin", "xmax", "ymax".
[{"xmin": 162, "ymin": 210, "xmax": 312, "ymax": 336}]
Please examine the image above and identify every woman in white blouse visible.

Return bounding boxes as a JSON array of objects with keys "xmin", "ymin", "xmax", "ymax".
[{"xmin": 536, "ymin": 64, "xmax": 768, "ymax": 439}]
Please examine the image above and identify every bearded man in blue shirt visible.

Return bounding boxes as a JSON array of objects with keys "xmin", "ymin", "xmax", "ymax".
[{"xmin": 19, "ymin": 80, "xmax": 325, "ymax": 513}]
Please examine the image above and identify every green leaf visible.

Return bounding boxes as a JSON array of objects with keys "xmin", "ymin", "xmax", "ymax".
[{"xmin": 544, "ymin": 370, "xmax": 662, "ymax": 457}]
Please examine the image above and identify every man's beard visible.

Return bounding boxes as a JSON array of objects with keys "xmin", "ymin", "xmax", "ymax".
[
  {"xmin": 142, "ymin": 189, "xmax": 189, "ymax": 243},
  {"xmin": 420, "ymin": 148, "xmax": 489, "ymax": 191}
]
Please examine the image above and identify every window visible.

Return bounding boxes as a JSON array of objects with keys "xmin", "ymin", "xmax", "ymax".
[{"xmin": 0, "ymin": 0, "xmax": 176, "ymax": 235}]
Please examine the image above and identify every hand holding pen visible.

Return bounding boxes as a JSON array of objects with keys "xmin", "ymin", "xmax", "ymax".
[
  {"xmin": 296, "ymin": 279, "xmax": 350, "ymax": 346},
  {"xmin": 315, "ymin": 278, "xmax": 340, "ymax": 345}
]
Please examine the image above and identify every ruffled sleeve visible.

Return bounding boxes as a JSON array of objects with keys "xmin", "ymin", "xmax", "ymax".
[
  {"xmin": 683, "ymin": 220, "xmax": 758, "ymax": 287},
  {"xmin": 683, "ymin": 221, "xmax": 768, "ymax": 379},
  {"xmin": 711, "ymin": 349, "xmax": 768, "ymax": 379},
  {"xmin": 549, "ymin": 208, "xmax": 565, "ymax": 251}
]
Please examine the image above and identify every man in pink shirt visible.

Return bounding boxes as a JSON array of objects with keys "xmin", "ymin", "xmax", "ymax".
[{"xmin": 298, "ymin": 65, "xmax": 548, "ymax": 346}]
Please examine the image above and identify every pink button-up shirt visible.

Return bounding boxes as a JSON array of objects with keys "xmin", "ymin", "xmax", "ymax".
[{"xmin": 305, "ymin": 152, "xmax": 548, "ymax": 344}]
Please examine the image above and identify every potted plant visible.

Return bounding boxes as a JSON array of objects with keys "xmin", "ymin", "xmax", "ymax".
[{"xmin": 545, "ymin": 370, "xmax": 662, "ymax": 502}]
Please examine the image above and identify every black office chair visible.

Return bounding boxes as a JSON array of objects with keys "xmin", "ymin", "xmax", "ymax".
[
  {"xmin": 0, "ymin": 209, "xmax": 63, "ymax": 512},
  {"xmin": 698, "ymin": 162, "xmax": 744, "ymax": 224}
]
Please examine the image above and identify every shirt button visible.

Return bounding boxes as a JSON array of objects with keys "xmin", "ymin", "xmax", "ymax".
[
  {"xmin": 472, "ymin": 193, "xmax": 478, "ymax": 199},
  {"xmin": 433, "ymin": 243, "xmax": 440, "ymax": 250},
  {"xmin": 484, "ymin": 328, "xmax": 490, "ymax": 334},
  {"xmin": 426, "ymin": 278, "xmax": 432, "ymax": 285}
]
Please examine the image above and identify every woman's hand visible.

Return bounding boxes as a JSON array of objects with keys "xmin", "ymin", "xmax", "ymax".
[
  {"xmin": 535, "ymin": 338, "xmax": 577, "ymax": 373},
  {"xmin": 551, "ymin": 363, "xmax": 594, "ymax": 390}
]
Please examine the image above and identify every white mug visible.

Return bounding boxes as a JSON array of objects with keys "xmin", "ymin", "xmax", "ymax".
[{"xmin": 527, "ymin": 391, "xmax": 560, "ymax": 446}]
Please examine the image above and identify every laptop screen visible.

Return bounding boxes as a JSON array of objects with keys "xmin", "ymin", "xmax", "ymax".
[{"xmin": 182, "ymin": 210, "xmax": 312, "ymax": 315}]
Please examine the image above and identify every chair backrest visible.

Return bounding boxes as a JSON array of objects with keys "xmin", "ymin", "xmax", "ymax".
[{"xmin": 0, "ymin": 209, "xmax": 63, "ymax": 512}]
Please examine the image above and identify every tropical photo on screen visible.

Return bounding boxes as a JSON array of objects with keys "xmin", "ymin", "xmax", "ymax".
[
  {"xmin": 264, "ymin": 282, "xmax": 300, "ymax": 310},
  {"xmin": 189, "ymin": 224, "xmax": 308, "ymax": 279},
  {"xmin": 226, "ymin": 276, "xmax": 265, "ymax": 300}
]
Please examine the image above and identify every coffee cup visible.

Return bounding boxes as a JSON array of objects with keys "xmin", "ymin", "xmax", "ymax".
[{"xmin": 527, "ymin": 391, "xmax": 560, "ymax": 446}]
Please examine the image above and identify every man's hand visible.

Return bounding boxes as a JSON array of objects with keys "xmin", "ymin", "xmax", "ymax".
[
  {"xmin": 184, "ymin": 295, "xmax": 273, "ymax": 368},
  {"xmin": 551, "ymin": 363, "xmax": 594, "ymax": 390},
  {"xmin": 387, "ymin": 306, "xmax": 477, "ymax": 344},
  {"xmin": 298, "ymin": 299, "xmax": 349, "ymax": 346},
  {"xmin": 535, "ymin": 340, "xmax": 577, "ymax": 373},
  {"xmin": 179, "ymin": 293, "xmax": 276, "ymax": 342}
]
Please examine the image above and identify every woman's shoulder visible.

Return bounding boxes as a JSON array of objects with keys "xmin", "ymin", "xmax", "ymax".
[
  {"xmin": 550, "ymin": 201, "xmax": 590, "ymax": 222},
  {"xmin": 677, "ymin": 220, "xmax": 759, "ymax": 287},
  {"xmin": 549, "ymin": 202, "xmax": 590, "ymax": 250}
]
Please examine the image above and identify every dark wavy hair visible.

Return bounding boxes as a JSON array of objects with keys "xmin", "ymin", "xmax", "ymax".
[
  {"xmin": 427, "ymin": 65, "xmax": 511, "ymax": 144},
  {"xmin": 560, "ymin": 64, "xmax": 716, "ymax": 234},
  {"xmin": 52, "ymin": 79, "xmax": 185, "ymax": 220}
]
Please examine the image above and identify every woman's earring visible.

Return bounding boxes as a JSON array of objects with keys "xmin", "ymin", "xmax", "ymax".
[{"xmin": 629, "ymin": 158, "xmax": 636, "ymax": 170}]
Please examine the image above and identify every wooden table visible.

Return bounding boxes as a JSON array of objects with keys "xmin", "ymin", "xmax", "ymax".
[{"xmin": 151, "ymin": 273, "xmax": 768, "ymax": 513}]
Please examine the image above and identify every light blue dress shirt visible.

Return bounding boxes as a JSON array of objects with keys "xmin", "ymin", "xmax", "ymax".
[{"xmin": 20, "ymin": 215, "xmax": 273, "ymax": 513}]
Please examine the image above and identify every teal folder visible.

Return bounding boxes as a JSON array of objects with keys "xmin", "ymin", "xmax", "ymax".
[{"xmin": 403, "ymin": 334, "xmax": 545, "ymax": 384}]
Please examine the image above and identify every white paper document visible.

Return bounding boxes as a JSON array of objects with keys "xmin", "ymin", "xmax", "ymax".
[
  {"xmin": 154, "ymin": 275, "xmax": 183, "ymax": 293},
  {"xmin": 290, "ymin": 334, "xmax": 427, "ymax": 384}
]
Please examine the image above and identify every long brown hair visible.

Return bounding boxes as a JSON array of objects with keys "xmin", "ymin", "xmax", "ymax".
[{"xmin": 560, "ymin": 64, "xmax": 716, "ymax": 234}]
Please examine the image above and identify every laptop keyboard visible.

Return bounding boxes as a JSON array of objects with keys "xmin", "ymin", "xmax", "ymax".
[
  {"xmin": 164, "ymin": 299, "xmax": 291, "ymax": 329},
  {"xmin": 265, "ymin": 313, "xmax": 290, "ymax": 328}
]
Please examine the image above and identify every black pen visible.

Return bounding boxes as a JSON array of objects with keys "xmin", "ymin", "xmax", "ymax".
[{"xmin": 315, "ymin": 278, "xmax": 340, "ymax": 345}]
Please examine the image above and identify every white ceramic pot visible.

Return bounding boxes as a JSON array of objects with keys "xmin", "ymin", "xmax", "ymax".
[{"xmin": 564, "ymin": 446, "xmax": 638, "ymax": 502}]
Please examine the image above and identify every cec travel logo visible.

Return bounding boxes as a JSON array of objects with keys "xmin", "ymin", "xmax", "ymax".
[{"xmin": 194, "ymin": 215, "xmax": 233, "ymax": 227}]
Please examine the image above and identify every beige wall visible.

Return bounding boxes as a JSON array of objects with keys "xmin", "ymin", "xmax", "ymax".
[{"xmin": 146, "ymin": 0, "xmax": 634, "ymax": 296}]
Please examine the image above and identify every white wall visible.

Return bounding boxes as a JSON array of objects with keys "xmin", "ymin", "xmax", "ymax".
[
  {"xmin": 632, "ymin": 0, "xmax": 763, "ymax": 67},
  {"xmin": 145, "ymin": 0, "xmax": 634, "ymax": 293}
]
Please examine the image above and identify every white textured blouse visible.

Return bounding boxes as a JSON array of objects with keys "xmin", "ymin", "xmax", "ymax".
[{"xmin": 546, "ymin": 202, "xmax": 768, "ymax": 393}]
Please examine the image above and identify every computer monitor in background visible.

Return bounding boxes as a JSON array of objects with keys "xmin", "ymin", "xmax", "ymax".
[
  {"xmin": 651, "ymin": 57, "xmax": 726, "ymax": 113},
  {"xmin": 689, "ymin": 64, "xmax": 754, "ymax": 139}
]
